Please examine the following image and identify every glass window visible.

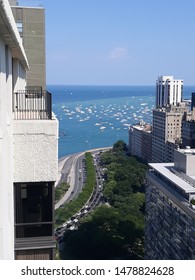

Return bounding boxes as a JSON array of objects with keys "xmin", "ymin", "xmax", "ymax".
[
  {"xmin": 16, "ymin": 22, "xmax": 23, "ymax": 35},
  {"xmin": 14, "ymin": 182, "xmax": 53, "ymax": 238}
]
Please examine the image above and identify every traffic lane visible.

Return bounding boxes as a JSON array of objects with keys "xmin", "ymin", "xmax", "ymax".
[
  {"xmin": 56, "ymin": 172, "xmax": 106, "ymax": 242},
  {"xmin": 59, "ymin": 156, "xmax": 75, "ymax": 184},
  {"xmin": 56, "ymin": 155, "xmax": 75, "ymax": 187},
  {"xmin": 66, "ymin": 154, "xmax": 85, "ymax": 202},
  {"xmin": 55, "ymin": 149, "xmax": 108, "ymax": 209},
  {"xmin": 55, "ymin": 153, "xmax": 81, "ymax": 208},
  {"xmin": 66, "ymin": 153, "xmax": 88, "ymax": 202}
]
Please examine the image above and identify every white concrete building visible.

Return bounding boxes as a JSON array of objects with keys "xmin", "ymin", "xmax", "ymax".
[
  {"xmin": 0, "ymin": 0, "xmax": 58, "ymax": 260},
  {"xmin": 156, "ymin": 76, "xmax": 183, "ymax": 108},
  {"xmin": 0, "ymin": 0, "xmax": 29, "ymax": 260},
  {"xmin": 145, "ymin": 148, "xmax": 195, "ymax": 259}
]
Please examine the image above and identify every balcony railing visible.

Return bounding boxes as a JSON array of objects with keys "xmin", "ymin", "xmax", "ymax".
[{"xmin": 13, "ymin": 90, "xmax": 52, "ymax": 120}]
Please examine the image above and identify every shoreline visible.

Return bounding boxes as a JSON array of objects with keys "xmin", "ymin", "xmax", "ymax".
[{"xmin": 58, "ymin": 146, "xmax": 112, "ymax": 161}]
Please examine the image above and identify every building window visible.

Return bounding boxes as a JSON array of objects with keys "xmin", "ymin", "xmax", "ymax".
[
  {"xmin": 14, "ymin": 182, "xmax": 53, "ymax": 238},
  {"xmin": 16, "ymin": 22, "xmax": 23, "ymax": 38}
]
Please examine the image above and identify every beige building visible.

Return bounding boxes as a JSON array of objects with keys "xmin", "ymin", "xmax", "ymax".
[
  {"xmin": 129, "ymin": 121, "xmax": 152, "ymax": 162},
  {"xmin": 152, "ymin": 103, "xmax": 189, "ymax": 163},
  {"xmin": 129, "ymin": 76, "xmax": 189, "ymax": 163},
  {"xmin": 11, "ymin": 2, "xmax": 46, "ymax": 89}
]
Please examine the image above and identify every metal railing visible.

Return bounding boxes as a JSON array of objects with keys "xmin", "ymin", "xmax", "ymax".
[{"xmin": 13, "ymin": 90, "xmax": 52, "ymax": 120}]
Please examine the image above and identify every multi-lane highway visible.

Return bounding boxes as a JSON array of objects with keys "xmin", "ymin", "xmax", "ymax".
[
  {"xmin": 54, "ymin": 147, "xmax": 111, "ymax": 241},
  {"xmin": 55, "ymin": 147, "xmax": 111, "ymax": 209}
]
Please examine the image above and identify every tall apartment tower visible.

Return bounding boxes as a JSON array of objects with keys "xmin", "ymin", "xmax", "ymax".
[
  {"xmin": 128, "ymin": 75, "xmax": 187, "ymax": 163},
  {"xmin": 10, "ymin": 1, "xmax": 46, "ymax": 89},
  {"xmin": 129, "ymin": 121, "xmax": 152, "ymax": 162},
  {"xmin": 152, "ymin": 75, "xmax": 189, "ymax": 163},
  {"xmin": 156, "ymin": 76, "xmax": 183, "ymax": 108},
  {"xmin": 191, "ymin": 92, "xmax": 195, "ymax": 110},
  {"xmin": 152, "ymin": 103, "xmax": 189, "ymax": 162},
  {"xmin": 182, "ymin": 121, "xmax": 195, "ymax": 148},
  {"xmin": 0, "ymin": 0, "xmax": 58, "ymax": 260},
  {"xmin": 145, "ymin": 148, "xmax": 195, "ymax": 259},
  {"xmin": 182, "ymin": 93, "xmax": 195, "ymax": 149},
  {"xmin": 8, "ymin": 0, "xmax": 18, "ymax": 4}
]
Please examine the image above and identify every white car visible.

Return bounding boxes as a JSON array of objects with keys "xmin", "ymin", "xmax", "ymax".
[
  {"xmin": 76, "ymin": 212, "xmax": 82, "ymax": 216},
  {"xmin": 70, "ymin": 226, "xmax": 75, "ymax": 230}
]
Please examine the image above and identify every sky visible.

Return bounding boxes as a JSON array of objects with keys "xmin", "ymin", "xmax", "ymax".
[{"xmin": 20, "ymin": 0, "xmax": 195, "ymax": 85}]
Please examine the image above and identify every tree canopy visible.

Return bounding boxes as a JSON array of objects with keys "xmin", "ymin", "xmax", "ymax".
[{"xmin": 60, "ymin": 140, "xmax": 147, "ymax": 260}]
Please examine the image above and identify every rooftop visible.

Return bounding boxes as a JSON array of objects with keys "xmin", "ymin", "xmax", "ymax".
[
  {"xmin": 148, "ymin": 162, "xmax": 195, "ymax": 194},
  {"xmin": 131, "ymin": 121, "xmax": 152, "ymax": 131},
  {"xmin": 179, "ymin": 147, "xmax": 195, "ymax": 155}
]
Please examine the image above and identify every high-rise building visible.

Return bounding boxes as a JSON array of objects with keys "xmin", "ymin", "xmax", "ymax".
[
  {"xmin": 145, "ymin": 148, "xmax": 195, "ymax": 259},
  {"xmin": 152, "ymin": 103, "xmax": 189, "ymax": 163},
  {"xmin": 182, "ymin": 93, "xmax": 195, "ymax": 149},
  {"xmin": 182, "ymin": 121, "xmax": 195, "ymax": 149},
  {"xmin": 0, "ymin": 0, "xmax": 58, "ymax": 260},
  {"xmin": 156, "ymin": 76, "xmax": 183, "ymax": 108},
  {"xmin": 128, "ymin": 76, "xmax": 188, "ymax": 163},
  {"xmin": 191, "ymin": 92, "xmax": 195, "ymax": 111},
  {"xmin": 11, "ymin": 1, "xmax": 46, "ymax": 89},
  {"xmin": 8, "ymin": 0, "xmax": 18, "ymax": 5},
  {"xmin": 129, "ymin": 121, "xmax": 152, "ymax": 162}
]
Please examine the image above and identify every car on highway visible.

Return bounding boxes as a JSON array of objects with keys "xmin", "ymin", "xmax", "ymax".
[
  {"xmin": 70, "ymin": 225, "xmax": 75, "ymax": 230},
  {"xmin": 76, "ymin": 212, "xmax": 82, "ymax": 217}
]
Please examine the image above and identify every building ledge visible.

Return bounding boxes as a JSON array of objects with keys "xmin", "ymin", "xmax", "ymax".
[{"xmin": 15, "ymin": 236, "xmax": 55, "ymax": 250}]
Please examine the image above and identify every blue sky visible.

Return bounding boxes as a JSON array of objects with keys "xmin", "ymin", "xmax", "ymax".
[{"xmin": 32, "ymin": 0, "xmax": 195, "ymax": 85}]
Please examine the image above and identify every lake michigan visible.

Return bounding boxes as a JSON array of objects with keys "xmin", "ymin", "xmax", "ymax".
[{"xmin": 47, "ymin": 85, "xmax": 194, "ymax": 158}]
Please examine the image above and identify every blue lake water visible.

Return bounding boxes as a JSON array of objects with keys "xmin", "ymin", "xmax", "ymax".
[{"xmin": 47, "ymin": 85, "xmax": 194, "ymax": 158}]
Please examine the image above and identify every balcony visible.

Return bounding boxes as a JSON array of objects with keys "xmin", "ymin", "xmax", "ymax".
[
  {"xmin": 13, "ymin": 89, "xmax": 52, "ymax": 120},
  {"xmin": 13, "ymin": 88, "xmax": 58, "ymax": 183}
]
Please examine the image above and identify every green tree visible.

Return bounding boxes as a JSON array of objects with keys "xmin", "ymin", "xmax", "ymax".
[
  {"xmin": 104, "ymin": 180, "xmax": 117, "ymax": 201},
  {"xmin": 59, "ymin": 141, "xmax": 147, "ymax": 260},
  {"xmin": 113, "ymin": 140, "xmax": 128, "ymax": 153},
  {"xmin": 60, "ymin": 206, "xmax": 124, "ymax": 260}
]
